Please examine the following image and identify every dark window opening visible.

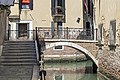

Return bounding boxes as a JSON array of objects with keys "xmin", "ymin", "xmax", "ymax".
[
  {"xmin": 55, "ymin": 46, "xmax": 63, "ymax": 49},
  {"xmin": 86, "ymin": 22, "xmax": 91, "ymax": 36},
  {"xmin": 86, "ymin": 22, "xmax": 90, "ymax": 29},
  {"xmin": 57, "ymin": 0, "xmax": 62, "ymax": 6},
  {"xmin": 18, "ymin": 23, "xmax": 29, "ymax": 38},
  {"xmin": 51, "ymin": 0, "xmax": 65, "ymax": 15},
  {"xmin": 57, "ymin": 8, "xmax": 63, "ymax": 14}
]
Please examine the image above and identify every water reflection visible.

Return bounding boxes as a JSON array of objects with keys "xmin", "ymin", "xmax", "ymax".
[{"xmin": 43, "ymin": 60, "xmax": 107, "ymax": 80}]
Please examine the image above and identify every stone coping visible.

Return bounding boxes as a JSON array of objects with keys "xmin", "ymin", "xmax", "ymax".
[{"xmin": 44, "ymin": 39, "xmax": 98, "ymax": 43}]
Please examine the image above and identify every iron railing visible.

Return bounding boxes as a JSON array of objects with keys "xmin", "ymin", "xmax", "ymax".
[
  {"xmin": 7, "ymin": 27, "xmax": 97, "ymax": 40},
  {"xmin": 37, "ymin": 27, "xmax": 97, "ymax": 40}
]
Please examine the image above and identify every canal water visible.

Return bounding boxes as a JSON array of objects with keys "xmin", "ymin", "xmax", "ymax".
[{"xmin": 43, "ymin": 60, "xmax": 108, "ymax": 80}]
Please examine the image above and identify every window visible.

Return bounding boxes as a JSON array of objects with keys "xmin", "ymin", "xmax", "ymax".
[
  {"xmin": 57, "ymin": 0, "xmax": 62, "ymax": 6},
  {"xmin": 19, "ymin": 0, "xmax": 33, "ymax": 10},
  {"xmin": 86, "ymin": 22, "xmax": 91, "ymax": 36},
  {"xmin": 51, "ymin": 0, "xmax": 65, "ymax": 15},
  {"xmin": 53, "ymin": 45, "xmax": 64, "ymax": 50},
  {"xmin": 54, "ymin": 74, "xmax": 64, "ymax": 80}
]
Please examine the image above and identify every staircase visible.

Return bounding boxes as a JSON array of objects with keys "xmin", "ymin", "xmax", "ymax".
[{"xmin": 0, "ymin": 40, "xmax": 37, "ymax": 80}]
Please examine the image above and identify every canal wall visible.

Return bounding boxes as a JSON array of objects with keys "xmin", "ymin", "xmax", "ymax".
[{"xmin": 98, "ymin": 47, "xmax": 120, "ymax": 80}]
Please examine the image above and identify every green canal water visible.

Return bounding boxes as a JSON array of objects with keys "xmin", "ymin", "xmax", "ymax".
[{"xmin": 44, "ymin": 60, "xmax": 108, "ymax": 80}]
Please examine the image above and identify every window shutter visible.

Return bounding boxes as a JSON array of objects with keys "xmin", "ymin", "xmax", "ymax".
[
  {"xmin": 62, "ymin": 0, "xmax": 65, "ymax": 15},
  {"xmin": 110, "ymin": 20, "xmax": 116, "ymax": 45},
  {"xmin": 19, "ymin": 0, "xmax": 22, "ymax": 9},
  {"xmin": 51, "ymin": 22, "xmax": 55, "ymax": 37},
  {"xmin": 51, "ymin": 0, "xmax": 55, "ymax": 15},
  {"xmin": 98, "ymin": 24, "xmax": 103, "ymax": 41},
  {"xmin": 29, "ymin": 0, "xmax": 33, "ymax": 10},
  {"xmin": 88, "ymin": 0, "xmax": 90, "ymax": 14},
  {"xmin": 62, "ymin": 0, "xmax": 65, "ymax": 22},
  {"xmin": 111, "ymin": 20, "xmax": 116, "ymax": 43}
]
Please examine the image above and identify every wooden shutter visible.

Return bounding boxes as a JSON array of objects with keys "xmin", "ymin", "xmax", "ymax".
[
  {"xmin": 88, "ymin": 0, "xmax": 90, "ymax": 14},
  {"xmin": 111, "ymin": 20, "xmax": 116, "ymax": 43},
  {"xmin": 62, "ymin": 0, "xmax": 65, "ymax": 22},
  {"xmin": 51, "ymin": 0, "xmax": 55, "ymax": 15},
  {"xmin": 29, "ymin": 0, "xmax": 33, "ymax": 10},
  {"xmin": 19, "ymin": 0, "xmax": 22, "ymax": 9},
  {"xmin": 98, "ymin": 24, "xmax": 103, "ymax": 41},
  {"xmin": 62, "ymin": 0, "xmax": 65, "ymax": 15},
  {"xmin": 51, "ymin": 22, "xmax": 55, "ymax": 37}
]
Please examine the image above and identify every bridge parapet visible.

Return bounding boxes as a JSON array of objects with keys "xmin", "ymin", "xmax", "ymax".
[{"xmin": 42, "ymin": 39, "xmax": 98, "ymax": 58}]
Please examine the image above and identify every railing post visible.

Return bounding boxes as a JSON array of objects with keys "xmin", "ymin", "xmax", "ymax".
[
  {"xmin": 35, "ymin": 27, "xmax": 37, "ymax": 40},
  {"xmin": 8, "ymin": 28, "xmax": 10, "ymax": 40},
  {"xmin": 67, "ymin": 27, "xmax": 68, "ymax": 39}
]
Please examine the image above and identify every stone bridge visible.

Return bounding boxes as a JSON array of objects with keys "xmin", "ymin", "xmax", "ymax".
[{"xmin": 40, "ymin": 39, "xmax": 98, "ymax": 67}]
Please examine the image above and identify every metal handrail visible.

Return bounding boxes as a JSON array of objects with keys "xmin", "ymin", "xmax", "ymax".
[
  {"xmin": 37, "ymin": 27, "xmax": 97, "ymax": 40},
  {"xmin": 35, "ymin": 27, "xmax": 41, "ymax": 62}
]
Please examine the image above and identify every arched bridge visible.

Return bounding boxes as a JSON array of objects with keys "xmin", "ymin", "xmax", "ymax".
[{"xmin": 45, "ymin": 42, "xmax": 98, "ymax": 68}]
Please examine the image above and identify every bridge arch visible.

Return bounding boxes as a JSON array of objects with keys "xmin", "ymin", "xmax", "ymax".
[{"xmin": 45, "ymin": 42, "xmax": 98, "ymax": 68}]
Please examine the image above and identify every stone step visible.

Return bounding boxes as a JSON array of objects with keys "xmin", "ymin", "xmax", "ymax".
[
  {"xmin": 0, "ymin": 62, "xmax": 36, "ymax": 66},
  {"xmin": 3, "ymin": 46, "xmax": 35, "ymax": 50},
  {"xmin": 4, "ymin": 40, "xmax": 34, "ymax": 43},
  {"xmin": 3, "ymin": 48, "xmax": 36, "ymax": 51},
  {"xmin": 0, "ymin": 59, "xmax": 37, "ymax": 63},
  {"xmin": 3, "ymin": 45, "xmax": 35, "ymax": 48},
  {"xmin": 0, "ymin": 56, "xmax": 36, "ymax": 59},
  {"xmin": 2, "ymin": 50, "xmax": 36, "ymax": 53},
  {"xmin": 2, "ymin": 53, "xmax": 36, "ymax": 56},
  {"xmin": 4, "ymin": 42, "xmax": 35, "ymax": 45}
]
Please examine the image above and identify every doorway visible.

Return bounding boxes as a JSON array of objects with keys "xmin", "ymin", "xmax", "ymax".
[{"xmin": 17, "ymin": 23, "xmax": 29, "ymax": 39}]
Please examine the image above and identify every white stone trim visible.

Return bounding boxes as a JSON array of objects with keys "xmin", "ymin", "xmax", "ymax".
[{"xmin": 9, "ymin": 20, "xmax": 33, "ymax": 40}]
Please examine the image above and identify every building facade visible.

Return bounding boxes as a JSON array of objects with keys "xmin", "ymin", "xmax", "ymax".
[
  {"xmin": 9, "ymin": 0, "xmax": 95, "ymax": 40},
  {"xmin": 95, "ymin": 0, "xmax": 120, "ymax": 46}
]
